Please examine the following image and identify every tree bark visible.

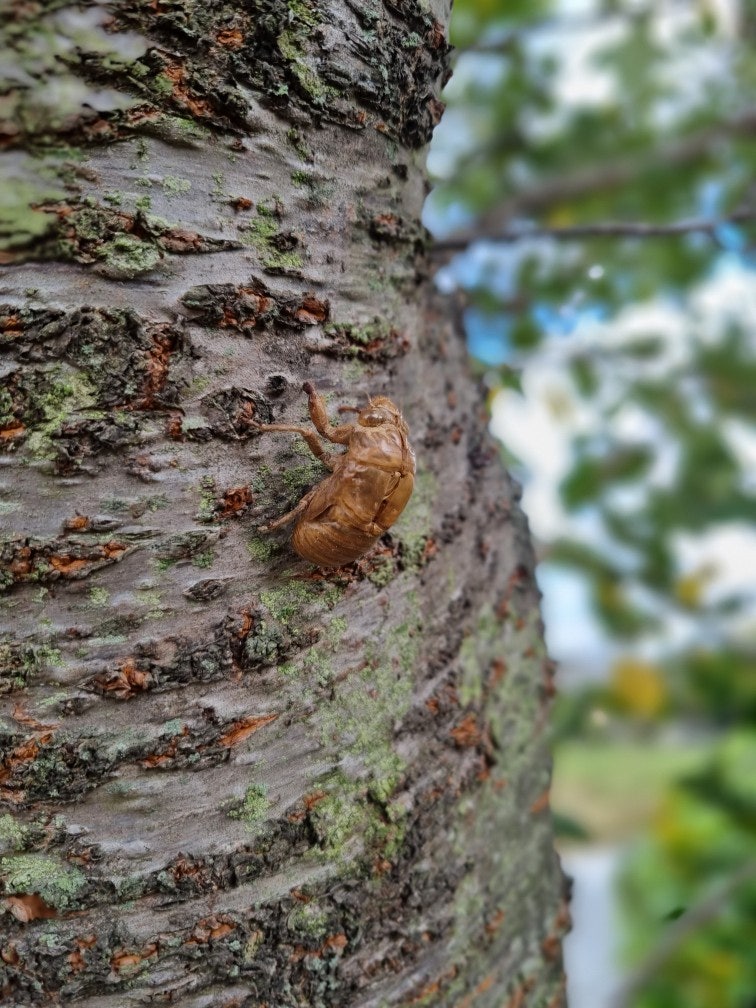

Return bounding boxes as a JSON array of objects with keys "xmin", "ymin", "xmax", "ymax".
[{"xmin": 0, "ymin": 2, "xmax": 568, "ymax": 1006}]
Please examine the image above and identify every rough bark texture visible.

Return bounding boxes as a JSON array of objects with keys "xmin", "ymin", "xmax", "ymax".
[{"xmin": 0, "ymin": 2, "xmax": 568, "ymax": 1006}]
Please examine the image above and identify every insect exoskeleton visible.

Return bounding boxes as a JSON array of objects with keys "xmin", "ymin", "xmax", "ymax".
[{"xmin": 252, "ymin": 382, "xmax": 415, "ymax": 566}]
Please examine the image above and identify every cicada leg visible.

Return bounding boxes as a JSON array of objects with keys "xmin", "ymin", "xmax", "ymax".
[{"xmin": 252, "ymin": 420, "xmax": 335, "ymax": 471}]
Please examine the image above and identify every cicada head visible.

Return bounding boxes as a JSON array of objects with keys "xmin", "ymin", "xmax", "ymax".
[{"xmin": 358, "ymin": 396, "xmax": 408, "ymax": 436}]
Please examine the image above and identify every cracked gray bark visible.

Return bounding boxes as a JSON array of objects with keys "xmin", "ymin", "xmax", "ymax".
[{"xmin": 0, "ymin": 2, "xmax": 569, "ymax": 1005}]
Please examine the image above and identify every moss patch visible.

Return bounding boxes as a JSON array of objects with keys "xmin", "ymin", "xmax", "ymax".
[
  {"xmin": 366, "ymin": 555, "xmax": 397, "ymax": 588},
  {"xmin": 308, "ymin": 786, "xmax": 370, "ymax": 857},
  {"xmin": 0, "ymin": 639, "xmax": 63, "ymax": 691},
  {"xmin": 308, "ymin": 773, "xmax": 408, "ymax": 864},
  {"xmin": 280, "ymin": 459, "xmax": 322, "ymax": 498}
]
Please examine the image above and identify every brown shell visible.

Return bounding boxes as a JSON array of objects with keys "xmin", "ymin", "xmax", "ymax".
[
  {"xmin": 292, "ymin": 414, "xmax": 415, "ymax": 565},
  {"xmin": 253, "ymin": 387, "xmax": 415, "ymax": 566}
]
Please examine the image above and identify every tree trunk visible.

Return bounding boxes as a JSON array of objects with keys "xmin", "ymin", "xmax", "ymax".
[{"xmin": 0, "ymin": 2, "xmax": 568, "ymax": 1006}]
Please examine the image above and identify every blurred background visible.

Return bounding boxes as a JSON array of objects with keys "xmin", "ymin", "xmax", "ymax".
[{"xmin": 424, "ymin": 1, "xmax": 756, "ymax": 1006}]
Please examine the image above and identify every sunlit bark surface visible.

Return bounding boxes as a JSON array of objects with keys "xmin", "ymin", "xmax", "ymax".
[{"xmin": 0, "ymin": 2, "xmax": 568, "ymax": 1005}]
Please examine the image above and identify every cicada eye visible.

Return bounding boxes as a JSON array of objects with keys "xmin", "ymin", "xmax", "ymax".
[{"xmin": 360, "ymin": 409, "xmax": 386, "ymax": 427}]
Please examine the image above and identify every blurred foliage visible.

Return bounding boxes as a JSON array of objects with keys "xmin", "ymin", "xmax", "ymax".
[
  {"xmin": 551, "ymin": 736, "xmax": 712, "ymax": 845},
  {"xmin": 609, "ymin": 656, "xmax": 667, "ymax": 718},
  {"xmin": 430, "ymin": 1, "xmax": 756, "ymax": 1005},
  {"xmin": 432, "ymin": 1, "xmax": 756, "ymax": 644},
  {"xmin": 619, "ymin": 731, "xmax": 756, "ymax": 1008}
]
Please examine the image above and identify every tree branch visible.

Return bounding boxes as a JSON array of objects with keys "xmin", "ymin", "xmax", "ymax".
[
  {"xmin": 431, "ymin": 108, "xmax": 756, "ymax": 253},
  {"xmin": 453, "ymin": 5, "xmax": 663, "ymax": 55},
  {"xmin": 432, "ymin": 209, "xmax": 756, "ymax": 255},
  {"xmin": 609, "ymin": 860, "xmax": 756, "ymax": 1008}
]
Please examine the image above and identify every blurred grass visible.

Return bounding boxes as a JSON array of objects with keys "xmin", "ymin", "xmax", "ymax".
[{"xmin": 552, "ymin": 740, "xmax": 712, "ymax": 844}]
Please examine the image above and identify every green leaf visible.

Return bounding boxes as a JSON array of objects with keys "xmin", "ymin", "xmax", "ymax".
[{"xmin": 560, "ymin": 445, "xmax": 653, "ymax": 510}]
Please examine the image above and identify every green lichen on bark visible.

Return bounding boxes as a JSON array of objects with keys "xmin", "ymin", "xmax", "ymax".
[
  {"xmin": 318, "ymin": 606, "xmax": 420, "ymax": 798},
  {"xmin": 0, "ymin": 638, "xmax": 61, "ymax": 692},
  {"xmin": 322, "ymin": 317, "xmax": 410, "ymax": 361},
  {"xmin": 0, "ymin": 814, "xmax": 27, "ymax": 855},
  {"xmin": 246, "ymin": 535, "xmax": 278, "ymax": 562},
  {"xmin": 0, "ymin": 5, "xmax": 141, "ymax": 148},
  {"xmin": 286, "ymin": 899, "xmax": 331, "ymax": 938},
  {"xmin": 291, "ymin": 169, "xmax": 335, "ymax": 208},
  {"xmin": 16, "ymin": 367, "xmax": 97, "ymax": 461},
  {"xmin": 3, "ymin": 199, "xmax": 239, "ymax": 271},
  {"xmin": 0, "ymin": 178, "xmax": 66, "ymax": 253},
  {"xmin": 436, "ymin": 601, "xmax": 566, "ymax": 1006},
  {"xmin": 106, "ymin": 0, "xmax": 446, "ymax": 147},
  {"xmin": 267, "ymin": 594, "xmax": 419, "ymax": 867},
  {"xmin": 392, "ymin": 467, "xmax": 437, "ymax": 569},
  {"xmin": 96, "ymin": 233, "xmax": 162, "ymax": 278},
  {"xmin": 181, "ymin": 275, "xmax": 330, "ymax": 334},
  {"xmin": 0, "ymin": 0, "xmax": 448, "ymax": 154},
  {"xmin": 1, "ymin": 853, "xmax": 86, "ymax": 910},
  {"xmin": 0, "ymin": 304, "xmax": 186, "ymax": 472},
  {"xmin": 276, "ymin": 0, "xmax": 334, "ymax": 105},
  {"xmin": 259, "ymin": 579, "xmax": 343, "ymax": 626},
  {"xmin": 228, "ymin": 783, "xmax": 269, "ymax": 830},
  {"xmin": 239, "ymin": 210, "xmax": 304, "ymax": 273}
]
